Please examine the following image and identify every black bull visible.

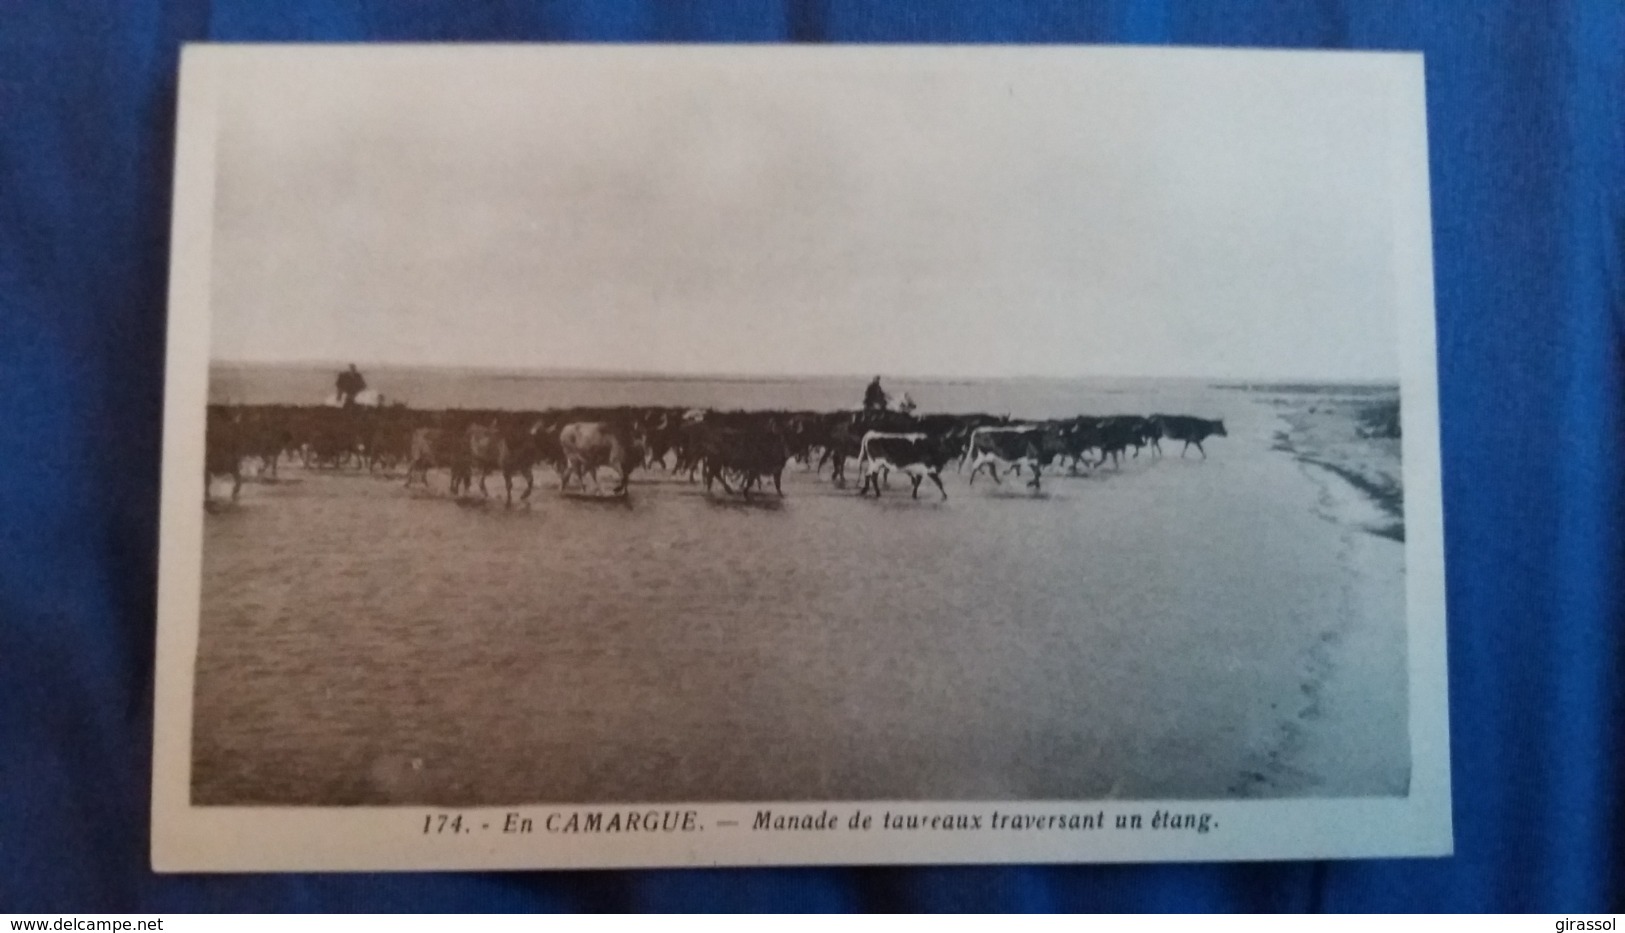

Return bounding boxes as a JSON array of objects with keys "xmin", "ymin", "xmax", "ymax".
[{"xmin": 695, "ymin": 428, "xmax": 791, "ymax": 499}]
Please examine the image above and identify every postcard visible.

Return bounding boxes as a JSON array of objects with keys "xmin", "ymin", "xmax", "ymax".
[{"xmin": 152, "ymin": 43, "xmax": 1450, "ymax": 870}]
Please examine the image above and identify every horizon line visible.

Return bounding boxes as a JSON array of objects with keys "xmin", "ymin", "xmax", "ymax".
[{"xmin": 211, "ymin": 359, "xmax": 1399, "ymax": 386}]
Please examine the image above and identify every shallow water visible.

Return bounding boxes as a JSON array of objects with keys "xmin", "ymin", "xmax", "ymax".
[{"xmin": 193, "ymin": 375, "xmax": 1408, "ymax": 805}]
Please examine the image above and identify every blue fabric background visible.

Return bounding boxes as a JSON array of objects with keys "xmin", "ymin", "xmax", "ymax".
[{"xmin": 2, "ymin": 0, "xmax": 1621, "ymax": 913}]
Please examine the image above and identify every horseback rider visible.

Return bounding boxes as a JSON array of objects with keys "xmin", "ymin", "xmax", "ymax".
[
  {"xmin": 863, "ymin": 376, "xmax": 888, "ymax": 413},
  {"xmin": 336, "ymin": 364, "xmax": 367, "ymax": 408}
]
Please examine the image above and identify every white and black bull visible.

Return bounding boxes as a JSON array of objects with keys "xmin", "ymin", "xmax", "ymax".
[
  {"xmin": 856, "ymin": 431, "xmax": 952, "ymax": 500},
  {"xmin": 962, "ymin": 425, "xmax": 1047, "ymax": 490}
]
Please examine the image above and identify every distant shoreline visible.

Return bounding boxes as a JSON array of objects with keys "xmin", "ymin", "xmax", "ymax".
[
  {"xmin": 212, "ymin": 361, "xmax": 1395, "ymax": 389},
  {"xmin": 1267, "ymin": 392, "xmax": 1405, "ymax": 542},
  {"xmin": 1215, "ymin": 381, "xmax": 1399, "ymax": 395}
]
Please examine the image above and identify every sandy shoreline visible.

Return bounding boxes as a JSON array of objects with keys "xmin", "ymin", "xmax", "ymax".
[
  {"xmin": 1248, "ymin": 387, "xmax": 1404, "ymax": 542},
  {"xmin": 1220, "ymin": 387, "xmax": 1409, "ymax": 798}
]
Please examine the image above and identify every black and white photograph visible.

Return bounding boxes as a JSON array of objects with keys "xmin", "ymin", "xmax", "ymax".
[{"xmin": 152, "ymin": 44, "xmax": 1450, "ymax": 870}]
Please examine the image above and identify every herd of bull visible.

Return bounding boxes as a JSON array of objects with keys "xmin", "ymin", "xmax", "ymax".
[{"xmin": 202, "ymin": 403, "xmax": 1228, "ymax": 505}]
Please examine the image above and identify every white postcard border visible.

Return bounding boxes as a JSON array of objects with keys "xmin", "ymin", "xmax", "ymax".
[{"xmin": 151, "ymin": 44, "xmax": 1452, "ymax": 872}]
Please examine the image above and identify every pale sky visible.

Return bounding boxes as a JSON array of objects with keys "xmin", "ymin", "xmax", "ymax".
[{"xmin": 206, "ymin": 45, "xmax": 1417, "ymax": 380}]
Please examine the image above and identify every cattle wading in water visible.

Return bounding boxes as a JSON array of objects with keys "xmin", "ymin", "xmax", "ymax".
[
  {"xmin": 1151, "ymin": 415, "xmax": 1228, "ymax": 458},
  {"xmin": 236, "ymin": 408, "xmax": 294, "ymax": 479},
  {"xmin": 405, "ymin": 426, "xmax": 473, "ymax": 495},
  {"xmin": 963, "ymin": 426, "xmax": 1046, "ymax": 491},
  {"xmin": 204, "ymin": 405, "xmax": 244, "ymax": 505},
  {"xmin": 856, "ymin": 431, "xmax": 952, "ymax": 500},
  {"xmin": 203, "ymin": 401, "xmax": 1232, "ymax": 510},
  {"xmin": 464, "ymin": 421, "xmax": 520, "ymax": 502},
  {"xmin": 558, "ymin": 421, "xmax": 641, "ymax": 497},
  {"xmin": 1093, "ymin": 415, "xmax": 1154, "ymax": 470},
  {"xmin": 695, "ymin": 427, "xmax": 791, "ymax": 500}
]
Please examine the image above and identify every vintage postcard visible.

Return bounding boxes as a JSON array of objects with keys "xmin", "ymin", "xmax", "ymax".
[{"xmin": 152, "ymin": 44, "xmax": 1450, "ymax": 870}]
